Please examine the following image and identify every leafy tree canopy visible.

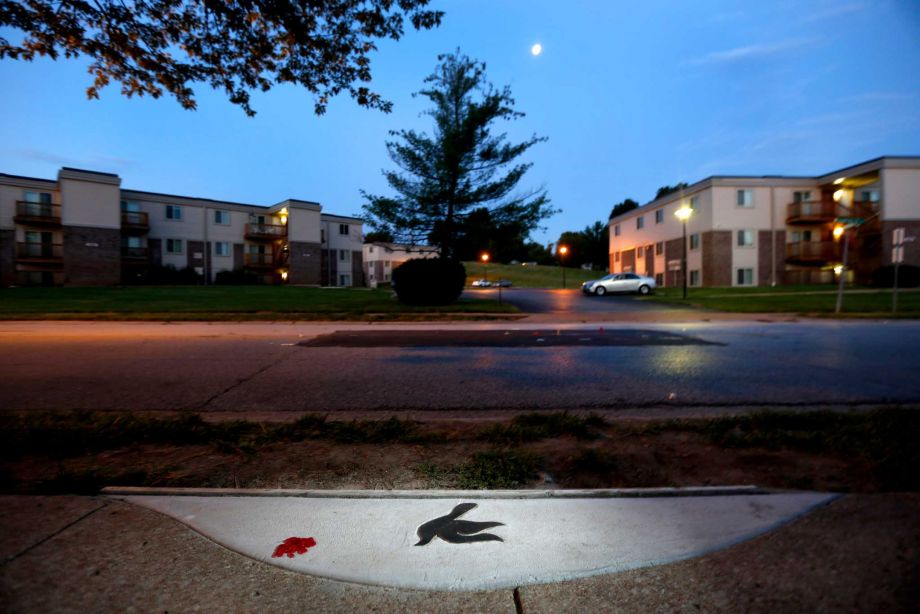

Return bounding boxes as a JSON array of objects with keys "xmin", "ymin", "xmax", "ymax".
[
  {"xmin": 361, "ymin": 50, "xmax": 556, "ymax": 259},
  {"xmin": 655, "ymin": 182, "xmax": 689, "ymax": 200},
  {"xmin": 364, "ymin": 229, "xmax": 395, "ymax": 244},
  {"xmin": 556, "ymin": 221, "xmax": 608, "ymax": 270},
  {"xmin": 0, "ymin": 0, "xmax": 443, "ymax": 116},
  {"xmin": 609, "ymin": 198, "xmax": 640, "ymax": 220}
]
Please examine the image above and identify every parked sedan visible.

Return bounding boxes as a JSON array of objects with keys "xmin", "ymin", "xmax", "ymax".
[
  {"xmin": 471, "ymin": 279, "xmax": 492, "ymax": 287},
  {"xmin": 493, "ymin": 279, "xmax": 513, "ymax": 288},
  {"xmin": 582, "ymin": 273, "xmax": 656, "ymax": 296}
]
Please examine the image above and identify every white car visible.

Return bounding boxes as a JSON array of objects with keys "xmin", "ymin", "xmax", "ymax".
[
  {"xmin": 471, "ymin": 279, "xmax": 492, "ymax": 287},
  {"xmin": 582, "ymin": 273, "xmax": 656, "ymax": 296}
]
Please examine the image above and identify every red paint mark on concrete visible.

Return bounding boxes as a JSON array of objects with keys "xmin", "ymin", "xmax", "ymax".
[{"xmin": 272, "ymin": 537, "xmax": 317, "ymax": 559}]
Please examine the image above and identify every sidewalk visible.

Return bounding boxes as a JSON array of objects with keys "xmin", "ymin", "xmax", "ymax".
[{"xmin": 2, "ymin": 491, "xmax": 918, "ymax": 612}]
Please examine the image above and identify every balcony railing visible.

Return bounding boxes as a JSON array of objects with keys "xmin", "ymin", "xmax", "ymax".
[
  {"xmin": 14, "ymin": 201, "xmax": 61, "ymax": 226},
  {"xmin": 121, "ymin": 211, "xmax": 150, "ymax": 231},
  {"xmin": 244, "ymin": 223, "xmax": 286, "ymax": 241},
  {"xmin": 786, "ymin": 200, "xmax": 838, "ymax": 225},
  {"xmin": 785, "ymin": 240, "xmax": 840, "ymax": 263},
  {"xmin": 121, "ymin": 246, "xmax": 150, "ymax": 260},
  {"xmin": 244, "ymin": 252, "xmax": 276, "ymax": 268},
  {"xmin": 15, "ymin": 242, "xmax": 63, "ymax": 261}
]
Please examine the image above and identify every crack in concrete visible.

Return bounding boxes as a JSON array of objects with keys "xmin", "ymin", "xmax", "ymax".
[
  {"xmin": 194, "ymin": 352, "xmax": 292, "ymax": 411},
  {"xmin": 2, "ymin": 499, "xmax": 109, "ymax": 566}
]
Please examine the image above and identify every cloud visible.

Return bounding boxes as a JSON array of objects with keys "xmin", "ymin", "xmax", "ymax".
[
  {"xmin": 685, "ymin": 38, "xmax": 815, "ymax": 66},
  {"xmin": 800, "ymin": 2, "xmax": 866, "ymax": 23},
  {"xmin": 7, "ymin": 148, "xmax": 135, "ymax": 171}
]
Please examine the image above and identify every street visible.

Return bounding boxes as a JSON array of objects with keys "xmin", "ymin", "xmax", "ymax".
[{"xmin": 2, "ymin": 318, "xmax": 919, "ymax": 413}]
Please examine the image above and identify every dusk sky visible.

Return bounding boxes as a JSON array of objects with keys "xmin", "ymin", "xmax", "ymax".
[{"xmin": 2, "ymin": 0, "xmax": 919, "ymax": 246}]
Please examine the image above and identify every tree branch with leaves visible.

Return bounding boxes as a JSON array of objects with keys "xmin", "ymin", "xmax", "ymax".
[{"xmin": 0, "ymin": 0, "xmax": 443, "ymax": 116}]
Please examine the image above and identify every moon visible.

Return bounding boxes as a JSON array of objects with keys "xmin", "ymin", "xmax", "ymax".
[{"xmin": 531, "ymin": 43, "xmax": 543, "ymax": 56}]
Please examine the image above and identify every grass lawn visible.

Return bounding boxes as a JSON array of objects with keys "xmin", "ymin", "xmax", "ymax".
[
  {"xmin": 0, "ymin": 286, "xmax": 519, "ymax": 320},
  {"xmin": 462, "ymin": 261, "xmax": 600, "ymax": 288},
  {"xmin": 641, "ymin": 285, "xmax": 920, "ymax": 316}
]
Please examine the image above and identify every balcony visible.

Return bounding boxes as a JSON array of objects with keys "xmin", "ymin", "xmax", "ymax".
[
  {"xmin": 121, "ymin": 246, "xmax": 150, "ymax": 261},
  {"xmin": 244, "ymin": 252, "xmax": 277, "ymax": 269},
  {"xmin": 244, "ymin": 223, "xmax": 286, "ymax": 241},
  {"xmin": 786, "ymin": 200, "xmax": 838, "ymax": 225},
  {"xmin": 121, "ymin": 211, "xmax": 150, "ymax": 233},
  {"xmin": 785, "ymin": 240, "xmax": 840, "ymax": 265},
  {"xmin": 15, "ymin": 242, "xmax": 63, "ymax": 265},
  {"xmin": 14, "ymin": 201, "xmax": 61, "ymax": 227}
]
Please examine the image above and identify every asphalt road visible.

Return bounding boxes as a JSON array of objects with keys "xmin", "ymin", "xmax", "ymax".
[
  {"xmin": 1, "ymin": 320, "xmax": 919, "ymax": 413},
  {"xmin": 465, "ymin": 288, "xmax": 677, "ymax": 314}
]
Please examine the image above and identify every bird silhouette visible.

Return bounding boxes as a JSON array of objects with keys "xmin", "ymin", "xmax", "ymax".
[{"xmin": 415, "ymin": 503, "xmax": 504, "ymax": 546}]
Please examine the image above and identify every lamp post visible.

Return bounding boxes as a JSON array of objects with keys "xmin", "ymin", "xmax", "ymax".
[
  {"xmin": 674, "ymin": 205, "xmax": 693, "ymax": 299},
  {"xmin": 481, "ymin": 252, "xmax": 490, "ymax": 284},
  {"xmin": 833, "ymin": 224, "xmax": 847, "ymax": 314},
  {"xmin": 558, "ymin": 245, "xmax": 569, "ymax": 289}
]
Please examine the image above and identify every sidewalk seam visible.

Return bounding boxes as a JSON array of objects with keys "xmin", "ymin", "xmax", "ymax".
[{"xmin": 2, "ymin": 499, "xmax": 109, "ymax": 566}]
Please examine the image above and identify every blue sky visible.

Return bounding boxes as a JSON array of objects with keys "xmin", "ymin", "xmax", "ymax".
[{"xmin": 2, "ymin": 0, "xmax": 918, "ymax": 245}]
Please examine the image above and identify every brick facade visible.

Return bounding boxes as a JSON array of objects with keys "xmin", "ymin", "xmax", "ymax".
[
  {"xmin": 0, "ymin": 229, "xmax": 14, "ymax": 287},
  {"xmin": 62, "ymin": 226, "xmax": 120, "ymax": 286},
  {"xmin": 702, "ymin": 230, "xmax": 732, "ymax": 287},
  {"xmin": 351, "ymin": 249, "xmax": 365, "ymax": 287},
  {"xmin": 289, "ymin": 241, "xmax": 322, "ymax": 285}
]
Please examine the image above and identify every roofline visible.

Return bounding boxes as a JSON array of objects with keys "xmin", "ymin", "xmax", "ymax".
[
  {"xmin": 60, "ymin": 167, "xmax": 119, "ymax": 178},
  {"xmin": 321, "ymin": 213, "xmax": 364, "ymax": 223},
  {"xmin": 0, "ymin": 172, "xmax": 57, "ymax": 185},
  {"xmin": 607, "ymin": 155, "xmax": 920, "ymax": 224}
]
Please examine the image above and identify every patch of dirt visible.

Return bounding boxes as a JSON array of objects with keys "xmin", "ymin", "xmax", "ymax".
[{"xmin": 1, "ymin": 413, "xmax": 903, "ymax": 494}]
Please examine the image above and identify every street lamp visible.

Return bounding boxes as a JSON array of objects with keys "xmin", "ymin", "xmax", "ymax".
[
  {"xmin": 833, "ymin": 224, "xmax": 848, "ymax": 314},
  {"xmin": 558, "ymin": 245, "xmax": 569, "ymax": 289},
  {"xmin": 674, "ymin": 205, "xmax": 693, "ymax": 299},
  {"xmin": 481, "ymin": 252, "xmax": 490, "ymax": 284}
]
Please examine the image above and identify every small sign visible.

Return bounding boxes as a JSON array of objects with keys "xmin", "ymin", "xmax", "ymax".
[
  {"xmin": 893, "ymin": 246, "xmax": 904, "ymax": 264},
  {"xmin": 894, "ymin": 227, "xmax": 905, "ymax": 245},
  {"xmin": 85, "ymin": 242, "xmax": 99, "ymax": 247},
  {"xmin": 667, "ymin": 260, "xmax": 681, "ymax": 271}
]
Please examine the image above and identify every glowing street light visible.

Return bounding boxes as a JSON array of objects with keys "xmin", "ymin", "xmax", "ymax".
[
  {"xmin": 674, "ymin": 205, "xmax": 693, "ymax": 299},
  {"xmin": 558, "ymin": 245, "xmax": 569, "ymax": 288},
  {"xmin": 481, "ymin": 252, "xmax": 490, "ymax": 283}
]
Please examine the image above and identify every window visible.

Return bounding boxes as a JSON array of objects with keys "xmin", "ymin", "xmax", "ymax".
[
  {"xmin": 636, "ymin": 247, "xmax": 643, "ymax": 260},
  {"xmin": 339, "ymin": 274, "xmax": 351, "ymax": 286},
  {"xmin": 737, "ymin": 268, "xmax": 754, "ymax": 286},
  {"xmin": 736, "ymin": 190, "xmax": 753, "ymax": 208},
  {"xmin": 636, "ymin": 216, "xmax": 644, "ymax": 230},
  {"xmin": 214, "ymin": 242, "xmax": 230, "ymax": 257},
  {"xmin": 384, "ymin": 260, "xmax": 391, "ymax": 269},
  {"xmin": 339, "ymin": 224, "xmax": 350, "ymax": 235},
  {"xmin": 339, "ymin": 249, "xmax": 351, "ymax": 262},
  {"xmin": 655, "ymin": 242, "xmax": 663, "ymax": 256},
  {"xmin": 655, "ymin": 273, "xmax": 664, "ymax": 286},
  {"xmin": 24, "ymin": 191, "xmax": 53, "ymax": 204},
  {"xmin": 690, "ymin": 270, "xmax": 700, "ymax": 287},
  {"xmin": 614, "ymin": 252, "xmax": 620, "ymax": 263},
  {"xmin": 690, "ymin": 233, "xmax": 700, "ymax": 250},
  {"xmin": 214, "ymin": 210, "xmax": 230, "ymax": 225},
  {"xmin": 166, "ymin": 205, "xmax": 183, "ymax": 220},
  {"xmin": 793, "ymin": 191, "xmax": 811, "ymax": 203},
  {"xmin": 690, "ymin": 195, "xmax": 700, "ymax": 212},
  {"xmin": 166, "ymin": 238, "xmax": 183, "ymax": 254},
  {"xmin": 860, "ymin": 190, "xmax": 880, "ymax": 203},
  {"xmin": 614, "ymin": 224, "xmax": 620, "ymax": 237},
  {"xmin": 737, "ymin": 230, "xmax": 754, "ymax": 247},
  {"xmin": 655, "ymin": 209, "xmax": 663, "ymax": 224},
  {"xmin": 121, "ymin": 200, "xmax": 140, "ymax": 212}
]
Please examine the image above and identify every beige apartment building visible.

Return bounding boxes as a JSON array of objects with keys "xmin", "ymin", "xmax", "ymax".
[
  {"xmin": 608, "ymin": 156, "xmax": 920, "ymax": 288},
  {"xmin": 0, "ymin": 167, "xmax": 364, "ymax": 286},
  {"xmin": 362, "ymin": 242, "xmax": 438, "ymax": 288}
]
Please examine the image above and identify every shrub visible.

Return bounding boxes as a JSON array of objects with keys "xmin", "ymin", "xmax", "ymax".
[
  {"xmin": 872, "ymin": 264, "xmax": 920, "ymax": 288},
  {"xmin": 215, "ymin": 268, "xmax": 261, "ymax": 285},
  {"xmin": 392, "ymin": 258, "xmax": 465, "ymax": 305}
]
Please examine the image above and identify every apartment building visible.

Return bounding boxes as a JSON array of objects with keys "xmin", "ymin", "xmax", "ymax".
[
  {"xmin": 362, "ymin": 242, "xmax": 438, "ymax": 288},
  {"xmin": 0, "ymin": 167, "xmax": 364, "ymax": 286},
  {"xmin": 608, "ymin": 156, "xmax": 920, "ymax": 288}
]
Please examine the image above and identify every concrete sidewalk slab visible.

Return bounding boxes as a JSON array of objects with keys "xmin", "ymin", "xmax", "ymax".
[{"xmin": 111, "ymin": 489, "xmax": 835, "ymax": 591}]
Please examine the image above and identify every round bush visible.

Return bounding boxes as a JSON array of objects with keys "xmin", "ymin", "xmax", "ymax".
[
  {"xmin": 392, "ymin": 258, "xmax": 466, "ymax": 305},
  {"xmin": 872, "ymin": 264, "xmax": 920, "ymax": 288}
]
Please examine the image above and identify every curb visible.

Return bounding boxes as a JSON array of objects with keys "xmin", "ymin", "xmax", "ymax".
[{"xmin": 103, "ymin": 485, "xmax": 767, "ymax": 498}]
